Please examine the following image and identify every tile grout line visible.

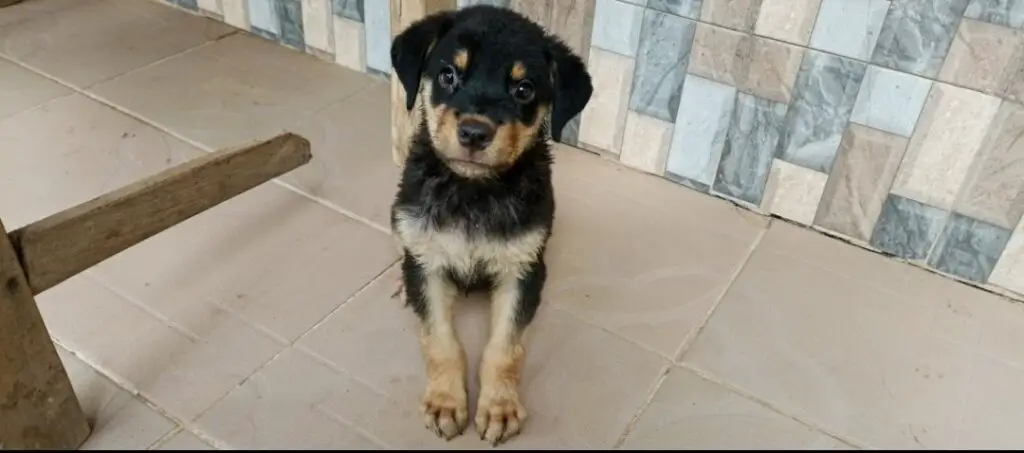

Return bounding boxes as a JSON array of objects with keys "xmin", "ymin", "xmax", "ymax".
[
  {"xmin": 610, "ymin": 363, "xmax": 672, "ymax": 449},
  {"xmin": 146, "ymin": 425, "xmax": 184, "ymax": 450},
  {"xmin": 672, "ymin": 218, "xmax": 770, "ymax": 363},
  {"xmin": 0, "ymin": 46, "xmax": 393, "ymax": 237},
  {"xmin": 677, "ymin": 362, "xmax": 866, "ymax": 450}
]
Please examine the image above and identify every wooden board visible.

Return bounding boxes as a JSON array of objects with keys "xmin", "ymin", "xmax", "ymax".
[
  {"xmin": 0, "ymin": 218, "xmax": 91, "ymax": 450},
  {"xmin": 9, "ymin": 132, "xmax": 312, "ymax": 295}
]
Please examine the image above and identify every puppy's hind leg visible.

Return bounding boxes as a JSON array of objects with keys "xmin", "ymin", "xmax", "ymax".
[
  {"xmin": 475, "ymin": 258, "xmax": 545, "ymax": 445},
  {"xmin": 402, "ymin": 253, "xmax": 469, "ymax": 440}
]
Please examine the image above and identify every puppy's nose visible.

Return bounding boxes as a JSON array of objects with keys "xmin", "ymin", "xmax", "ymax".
[{"xmin": 457, "ymin": 119, "xmax": 495, "ymax": 150}]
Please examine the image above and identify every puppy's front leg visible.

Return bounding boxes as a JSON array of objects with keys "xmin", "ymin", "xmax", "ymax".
[
  {"xmin": 403, "ymin": 253, "xmax": 469, "ymax": 439},
  {"xmin": 476, "ymin": 259, "xmax": 545, "ymax": 445}
]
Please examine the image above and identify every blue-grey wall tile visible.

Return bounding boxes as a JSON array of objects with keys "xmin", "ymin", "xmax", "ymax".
[
  {"xmin": 277, "ymin": 0, "xmax": 305, "ymax": 49},
  {"xmin": 249, "ymin": 0, "xmax": 280, "ymax": 36},
  {"xmin": 849, "ymin": 65, "xmax": 932, "ymax": 137},
  {"xmin": 928, "ymin": 213, "xmax": 1012, "ymax": 282},
  {"xmin": 965, "ymin": 0, "xmax": 1024, "ymax": 29},
  {"xmin": 628, "ymin": 10, "xmax": 697, "ymax": 122},
  {"xmin": 712, "ymin": 92, "xmax": 788, "ymax": 206},
  {"xmin": 665, "ymin": 172, "xmax": 712, "ymax": 192},
  {"xmin": 666, "ymin": 74, "xmax": 737, "ymax": 188},
  {"xmin": 809, "ymin": 0, "xmax": 890, "ymax": 61},
  {"xmin": 648, "ymin": 0, "xmax": 703, "ymax": 19},
  {"xmin": 870, "ymin": 194, "xmax": 948, "ymax": 260},
  {"xmin": 363, "ymin": 0, "xmax": 391, "ymax": 73},
  {"xmin": 170, "ymin": 0, "xmax": 199, "ymax": 10},
  {"xmin": 592, "ymin": 0, "xmax": 644, "ymax": 57},
  {"xmin": 458, "ymin": 0, "xmax": 512, "ymax": 7},
  {"xmin": 871, "ymin": 0, "xmax": 970, "ymax": 77},
  {"xmin": 777, "ymin": 51, "xmax": 867, "ymax": 173},
  {"xmin": 561, "ymin": 116, "xmax": 581, "ymax": 146},
  {"xmin": 332, "ymin": 0, "xmax": 363, "ymax": 22}
]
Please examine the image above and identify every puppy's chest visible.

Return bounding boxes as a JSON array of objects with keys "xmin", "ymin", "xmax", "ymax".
[{"xmin": 395, "ymin": 211, "xmax": 547, "ymax": 278}]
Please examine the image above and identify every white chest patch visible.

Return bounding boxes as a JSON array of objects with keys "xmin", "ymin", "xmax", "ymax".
[{"xmin": 394, "ymin": 210, "xmax": 548, "ymax": 280}]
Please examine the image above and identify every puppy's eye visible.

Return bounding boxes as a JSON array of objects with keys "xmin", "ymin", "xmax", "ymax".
[
  {"xmin": 438, "ymin": 65, "xmax": 459, "ymax": 90},
  {"xmin": 511, "ymin": 80, "xmax": 535, "ymax": 104}
]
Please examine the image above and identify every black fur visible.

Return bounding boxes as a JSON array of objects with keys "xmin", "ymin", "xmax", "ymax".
[{"xmin": 390, "ymin": 5, "xmax": 591, "ymax": 331}]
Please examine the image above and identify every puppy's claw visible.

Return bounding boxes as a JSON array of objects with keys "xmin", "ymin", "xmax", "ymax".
[
  {"xmin": 474, "ymin": 393, "xmax": 527, "ymax": 446},
  {"xmin": 422, "ymin": 388, "xmax": 469, "ymax": 440}
]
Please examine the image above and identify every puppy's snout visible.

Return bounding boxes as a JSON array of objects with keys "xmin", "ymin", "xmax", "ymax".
[{"xmin": 457, "ymin": 119, "xmax": 495, "ymax": 151}]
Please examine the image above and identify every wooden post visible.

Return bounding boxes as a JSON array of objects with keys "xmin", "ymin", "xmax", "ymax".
[
  {"xmin": 0, "ymin": 132, "xmax": 312, "ymax": 449},
  {"xmin": 0, "ymin": 218, "xmax": 90, "ymax": 450}
]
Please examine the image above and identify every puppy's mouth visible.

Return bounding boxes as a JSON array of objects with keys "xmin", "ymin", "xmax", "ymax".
[{"xmin": 445, "ymin": 158, "xmax": 491, "ymax": 168}]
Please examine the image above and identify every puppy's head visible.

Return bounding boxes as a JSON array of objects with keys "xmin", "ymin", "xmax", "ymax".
[{"xmin": 391, "ymin": 6, "xmax": 593, "ymax": 178}]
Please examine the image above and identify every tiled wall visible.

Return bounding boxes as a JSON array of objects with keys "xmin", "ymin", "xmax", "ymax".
[{"xmin": 169, "ymin": 0, "xmax": 1024, "ymax": 298}]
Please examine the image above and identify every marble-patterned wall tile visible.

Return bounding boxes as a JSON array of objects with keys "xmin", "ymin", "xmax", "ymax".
[
  {"xmin": 1009, "ymin": 59, "xmax": 1024, "ymax": 103},
  {"xmin": 171, "ymin": 0, "xmax": 199, "ymax": 10},
  {"xmin": 701, "ymin": 0, "xmax": 764, "ymax": 32},
  {"xmin": 363, "ymin": 0, "xmax": 391, "ymax": 74},
  {"xmin": 249, "ymin": 0, "xmax": 280, "ymax": 37},
  {"xmin": 511, "ymin": 0, "xmax": 551, "ymax": 25},
  {"xmin": 965, "ymin": 0, "xmax": 1024, "ymax": 29},
  {"xmin": 579, "ymin": 48, "xmax": 636, "ymax": 154},
  {"xmin": 928, "ymin": 213, "xmax": 1013, "ymax": 282},
  {"xmin": 333, "ymin": 0, "xmax": 363, "ymax": 21},
  {"xmin": 592, "ymin": 0, "xmax": 644, "ymax": 57},
  {"xmin": 777, "ymin": 51, "xmax": 867, "ymax": 173},
  {"xmin": 809, "ymin": 0, "xmax": 889, "ymax": 61},
  {"xmin": 619, "ymin": 111, "xmax": 675, "ymax": 174},
  {"xmin": 761, "ymin": 159, "xmax": 828, "ymax": 225},
  {"xmin": 869, "ymin": 194, "xmax": 948, "ymax": 260},
  {"xmin": 940, "ymin": 18, "xmax": 1024, "ymax": 96},
  {"xmin": 953, "ymin": 101, "xmax": 1024, "ymax": 229},
  {"xmin": 278, "ymin": 0, "xmax": 306, "ymax": 49},
  {"xmin": 891, "ymin": 83, "xmax": 1000, "ymax": 210},
  {"xmin": 753, "ymin": 0, "xmax": 821, "ymax": 45},
  {"xmin": 815, "ymin": 123, "xmax": 908, "ymax": 241},
  {"xmin": 849, "ymin": 65, "xmax": 931, "ymax": 137},
  {"xmin": 224, "ymin": 0, "xmax": 250, "ymax": 29},
  {"xmin": 198, "ymin": 0, "xmax": 222, "ymax": 15},
  {"xmin": 688, "ymin": 24, "xmax": 804, "ymax": 104},
  {"xmin": 871, "ymin": 0, "xmax": 970, "ymax": 78},
  {"xmin": 333, "ymin": 15, "xmax": 365, "ymax": 71},
  {"xmin": 665, "ymin": 75, "xmax": 737, "ymax": 190},
  {"xmin": 628, "ymin": 9, "xmax": 697, "ymax": 122},
  {"xmin": 649, "ymin": 0, "xmax": 703, "ymax": 19},
  {"xmin": 990, "ymin": 215, "xmax": 1024, "ymax": 293},
  {"xmin": 459, "ymin": 0, "xmax": 511, "ymax": 6},
  {"xmin": 547, "ymin": 0, "xmax": 596, "ymax": 60},
  {"xmin": 303, "ymin": 0, "xmax": 333, "ymax": 52},
  {"xmin": 712, "ymin": 92, "xmax": 788, "ymax": 206}
]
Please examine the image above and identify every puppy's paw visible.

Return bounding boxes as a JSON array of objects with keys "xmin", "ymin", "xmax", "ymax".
[
  {"xmin": 421, "ymin": 380, "xmax": 469, "ymax": 440},
  {"xmin": 474, "ymin": 388, "xmax": 527, "ymax": 446}
]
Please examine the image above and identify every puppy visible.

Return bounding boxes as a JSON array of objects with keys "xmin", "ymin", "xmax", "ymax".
[{"xmin": 388, "ymin": 5, "xmax": 592, "ymax": 446}]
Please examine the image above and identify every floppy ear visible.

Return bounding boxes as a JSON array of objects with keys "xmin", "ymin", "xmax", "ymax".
[
  {"xmin": 547, "ymin": 40, "xmax": 593, "ymax": 143},
  {"xmin": 390, "ymin": 11, "xmax": 456, "ymax": 111}
]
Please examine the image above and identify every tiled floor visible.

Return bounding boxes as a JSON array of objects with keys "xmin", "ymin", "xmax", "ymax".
[{"xmin": 4, "ymin": 0, "xmax": 1024, "ymax": 450}]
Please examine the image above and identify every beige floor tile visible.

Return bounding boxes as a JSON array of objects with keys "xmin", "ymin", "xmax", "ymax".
[
  {"xmin": 90, "ymin": 180, "xmax": 398, "ymax": 342},
  {"xmin": 0, "ymin": 0, "xmax": 85, "ymax": 28},
  {"xmin": 298, "ymin": 266, "xmax": 669, "ymax": 448},
  {"xmin": 0, "ymin": 93, "xmax": 206, "ymax": 229},
  {"xmin": 621, "ymin": 367, "xmax": 849, "ymax": 449},
  {"xmin": 155, "ymin": 429, "xmax": 215, "ymax": 450},
  {"xmin": 193, "ymin": 347, "xmax": 387, "ymax": 449},
  {"xmin": 88, "ymin": 32, "xmax": 373, "ymax": 150},
  {"xmin": 543, "ymin": 146, "xmax": 767, "ymax": 357},
  {"xmin": 0, "ymin": 58, "xmax": 71, "ymax": 120},
  {"xmin": 281, "ymin": 81, "xmax": 400, "ymax": 229},
  {"xmin": 56, "ymin": 347, "xmax": 177, "ymax": 450},
  {"xmin": 38, "ymin": 273, "xmax": 284, "ymax": 421},
  {"xmin": 0, "ymin": 0, "xmax": 234, "ymax": 88},
  {"xmin": 684, "ymin": 220, "xmax": 1024, "ymax": 449}
]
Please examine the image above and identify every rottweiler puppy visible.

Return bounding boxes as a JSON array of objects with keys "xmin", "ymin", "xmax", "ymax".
[{"xmin": 389, "ymin": 5, "xmax": 593, "ymax": 445}]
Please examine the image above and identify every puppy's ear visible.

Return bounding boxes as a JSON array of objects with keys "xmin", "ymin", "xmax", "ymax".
[
  {"xmin": 390, "ymin": 11, "xmax": 456, "ymax": 111},
  {"xmin": 547, "ymin": 39, "xmax": 593, "ymax": 143}
]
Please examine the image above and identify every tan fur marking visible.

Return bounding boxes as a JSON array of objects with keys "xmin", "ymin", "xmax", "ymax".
[
  {"xmin": 475, "ymin": 275, "xmax": 529, "ymax": 445},
  {"xmin": 493, "ymin": 105, "xmax": 549, "ymax": 166},
  {"xmin": 510, "ymin": 61, "xmax": 527, "ymax": 80},
  {"xmin": 454, "ymin": 49, "xmax": 470, "ymax": 71},
  {"xmin": 419, "ymin": 273, "xmax": 469, "ymax": 440}
]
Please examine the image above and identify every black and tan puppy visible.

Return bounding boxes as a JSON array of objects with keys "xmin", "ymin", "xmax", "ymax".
[{"xmin": 388, "ymin": 5, "xmax": 592, "ymax": 446}]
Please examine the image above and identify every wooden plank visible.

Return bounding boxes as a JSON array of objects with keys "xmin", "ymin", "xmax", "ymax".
[
  {"xmin": 0, "ymin": 218, "xmax": 91, "ymax": 450},
  {"xmin": 9, "ymin": 132, "xmax": 312, "ymax": 295}
]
